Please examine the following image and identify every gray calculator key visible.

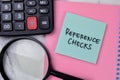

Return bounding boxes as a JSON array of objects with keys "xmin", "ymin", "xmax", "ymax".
[
  {"xmin": 14, "ymin": 13, "xmax": 24, "ymax": 21},
  {"xmin": 14, "ymin": 22, "xmax": 25, "ymax": 31},
  {"xmin": 39, "ymin": 8, "xmax": 49, "ymax": 14},
  {"xmin": 2, "ymin": 23, "xmax": 12, "ymax": 31},
  {"xmin": 1, "ymin": 0, "xmax": 11, "ymax": 2},
  {"xmin": 39, "ymin": 16, "xmax": 49, "ymax": 29},
  {"xmin": 27, "ymin": 8, "xmax": 37, "ymax": 15},
  {"xmin": 1, "ymin": 3, "xmax": 11, "ymax": 12},
  {"xmin": 14, "ymin": 0, "xmax": 24, "ymax": 1},
  {"xmin": 14, "ymin": 3, "xmax": 24, "ymax": 11},
  {"xmin": 26, "ymin": 0, "xmax": 37, "ymax": 7},
  {"xmin": 39, "ymin": 0, "xmax": 49, "ymax": 6},
  {"xmin": 2, "ymin": 13, "xmax": 12, "ymax": 21}
]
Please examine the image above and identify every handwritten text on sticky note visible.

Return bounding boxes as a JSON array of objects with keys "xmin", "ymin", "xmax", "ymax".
[{"xmin": 56, "ymin": 12, "xmax": 106, "ymax": 64}]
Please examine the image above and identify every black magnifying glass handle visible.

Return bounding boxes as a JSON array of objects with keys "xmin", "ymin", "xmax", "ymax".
[{"xmin": 50, "ymin": 70, "xmax": 84, "ymax": 80}]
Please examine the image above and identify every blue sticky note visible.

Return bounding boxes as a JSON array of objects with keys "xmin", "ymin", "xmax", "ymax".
[{"xmin": 55, "ymin": 12, "xmax": 106, "ymax": 64}]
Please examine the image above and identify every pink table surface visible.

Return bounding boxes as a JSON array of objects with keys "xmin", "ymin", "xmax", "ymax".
[{"xmin": 45, "ymin": 1, "xmax": 120, "ymax": 80}]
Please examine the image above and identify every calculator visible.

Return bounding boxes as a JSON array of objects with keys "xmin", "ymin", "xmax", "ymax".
[{"xmin": 0, "ymin": 0, "xmax": 54, "ymax": 36}]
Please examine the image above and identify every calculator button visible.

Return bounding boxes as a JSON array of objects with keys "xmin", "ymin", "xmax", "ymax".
[
  {"xmin": 39, "ymin": 16, "xmax": 49, "ymax": 29},
  {"xmin": 27, "ymin": 8, "xmax": 37, "ymax": 15},
  {"xmin": 1, "ymin": 4, "xmax": 11, "ymax": 12},
  {"xmin": 2, "ymin": 23, "xmax": 12, "ymax": 31},
  {"xmin": 39, "ymin": 8, "xmax": 49, "ymax": 14},
  {"xmin": 26, "ymin": 0, "xmax": 37, "ymax": 7},
  {"xmin": 14, "ymin": 3, "xmax": 24, "ymax": 11},
  {"xmin": 14, "ymin": 22, "xmax": 25, "ymax": 31},
  {"xmin": 39, "ymin": 0, "xmax": 49, "ymax": 6},
  {"xmin": 27, "ymin": 17, "xmax": 37, "ymax": 30},
  {"xmin": 1, "ymin": 0, "xmax": 11, "ymax": 2},
  {"xmin": 2, "ymin": 13, "xmax": 12, "ymax": 21},
  {"xmin": 14, "ymin": 13, "xmax": 24, "ymax": 21},
  {"xmin": 14, "ymin": 0, "xmax": 24, "ymax": 1}
]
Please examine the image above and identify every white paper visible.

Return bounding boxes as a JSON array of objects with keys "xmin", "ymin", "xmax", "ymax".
[
  {"xmin": 68, "ymin": 0, "xmax": 99, "ymax": 3},
  {"xmin": 100, "ymin": 0, "xmax": 120, "ymax": 5},
  {"xmin": 67, "ymin": 0, "xmax": 120, "ymax": 5}
]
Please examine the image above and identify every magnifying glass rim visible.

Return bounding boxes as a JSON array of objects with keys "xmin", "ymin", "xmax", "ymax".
[{"xmin": 0, "ymin": 37, "xmax": 51, "ymax": 80}]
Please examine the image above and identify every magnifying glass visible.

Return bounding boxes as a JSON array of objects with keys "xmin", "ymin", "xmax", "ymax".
[{"xmin": 0, "ymin": 37, "xmax": 83, "ymax": 80}]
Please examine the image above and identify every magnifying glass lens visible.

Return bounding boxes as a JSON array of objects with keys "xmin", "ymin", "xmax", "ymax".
[{"xmin": 3, "ymin": 39, "xmax": 49, "ymax": 80}]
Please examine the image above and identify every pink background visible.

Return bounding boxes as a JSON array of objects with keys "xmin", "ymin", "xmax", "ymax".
[{"xmin": 46, "ymin": 1, "xmax": 120, "ymax": 80}]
